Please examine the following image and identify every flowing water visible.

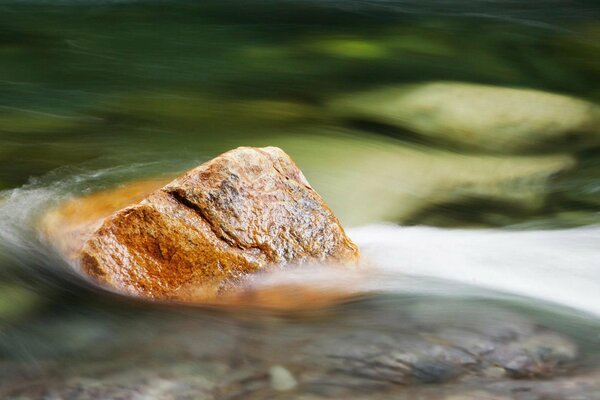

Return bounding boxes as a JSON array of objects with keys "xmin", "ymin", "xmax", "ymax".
[{"xmin": 1, "ymin": 1, "xmax": 600, "ymax": 399}]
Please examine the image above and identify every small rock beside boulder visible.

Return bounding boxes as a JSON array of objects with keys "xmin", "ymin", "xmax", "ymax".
[{"xmin": 41, "ymin": 147, "xmax": 359, "ymax": 303}]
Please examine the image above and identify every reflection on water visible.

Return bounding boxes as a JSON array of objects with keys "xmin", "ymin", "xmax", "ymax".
[{"xmin": 1, "ymin": 1, "xmax": 600, "ymax": 398}]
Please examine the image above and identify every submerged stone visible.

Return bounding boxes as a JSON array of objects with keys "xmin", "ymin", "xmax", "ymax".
[
  {"xmin": 41, "ymin": 147, "xmax": 359, "ymax": 303},
  {"xmin": 328, "ymin": 81, "xmax": 600, "ymax": 153},
  {"xmin": 269, "ymin": 365, "xmax": 298, "ymax": 391},
  {"xmin": 266, "ymin": 131, "xmax": 575, "ymax": 226},
  {"xmin": 293, "ymin": 319, "xmax": 577, "ymax": 388}
]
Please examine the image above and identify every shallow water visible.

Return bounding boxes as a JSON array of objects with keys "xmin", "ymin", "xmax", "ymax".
[{"xmin": 1, "ymin": 1, "xmax": 600, "ymax": 399}]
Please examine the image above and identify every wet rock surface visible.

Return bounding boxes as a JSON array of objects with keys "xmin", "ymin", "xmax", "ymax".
[{"xmin": 41, "ymin": 147, "xmax": 359, "ymax": 302}]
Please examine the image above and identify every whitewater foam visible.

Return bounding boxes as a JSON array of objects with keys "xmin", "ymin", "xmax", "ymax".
[{"xmin": 351, "ymin": 224, "xmax": 600, "ymax": 317}]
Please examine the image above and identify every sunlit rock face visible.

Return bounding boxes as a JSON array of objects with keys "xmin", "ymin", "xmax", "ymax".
[
  {"xmin": 328, "ymin": 81, "xmax": 600, "ymax": 153},
  {"xmin": 41, "ymin": 147, "xmax": 359, "ymax": 304}
]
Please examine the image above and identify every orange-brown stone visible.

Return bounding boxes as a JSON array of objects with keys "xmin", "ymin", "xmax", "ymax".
[{"xmin": 41, "ymin": 147, "xmax": 359, "ymax": 304}]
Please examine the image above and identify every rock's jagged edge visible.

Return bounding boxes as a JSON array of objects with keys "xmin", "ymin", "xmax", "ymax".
[{"xmin": 40, "ymin": 147, "xmax": 360, "ymax": 308}]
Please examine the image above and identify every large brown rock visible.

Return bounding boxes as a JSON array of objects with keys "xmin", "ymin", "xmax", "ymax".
[{"xmin": 41, "ymin": 147, "xmax": 359, "ymax": 304}]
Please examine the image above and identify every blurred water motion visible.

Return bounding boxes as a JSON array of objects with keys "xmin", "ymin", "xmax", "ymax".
[{"xmin": 1, "ymin": 1, "xmax": 600, "ymax": 399}]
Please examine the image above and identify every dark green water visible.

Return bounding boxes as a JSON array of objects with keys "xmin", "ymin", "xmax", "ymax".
[{"xmin": 1, "ymin": 1, "xmax": 600, "ymax": 399}]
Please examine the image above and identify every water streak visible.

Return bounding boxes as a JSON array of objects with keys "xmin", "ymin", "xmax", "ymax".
[{"xmin": 351, "ymin": 224, "xmax": 600, "ymax": 317}]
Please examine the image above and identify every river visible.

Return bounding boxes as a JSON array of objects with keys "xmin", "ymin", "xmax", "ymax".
[{"xmin": 1, "ymin": 1, "xmax": 600, "ymax": 399}]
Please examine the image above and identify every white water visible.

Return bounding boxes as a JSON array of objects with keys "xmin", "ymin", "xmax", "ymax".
[{"xmin": 351, "ymin": 224, "xmax": 600, "ymax": 317}]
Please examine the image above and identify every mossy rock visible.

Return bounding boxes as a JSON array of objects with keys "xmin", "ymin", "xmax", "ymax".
[
  {"xmin": 251, "ymin": 130, "xmax": 576, "ymax": 226},
  {"xmin": 328, "ymin": 82, "xmax": 600, "ymax": 154}
]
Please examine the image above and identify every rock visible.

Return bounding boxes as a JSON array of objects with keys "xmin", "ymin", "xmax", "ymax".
[
  {"xmin": 296, "ymin": 326, "xmax": 576, "ymax": 387},
  {"xmin": 41, "ymin": 147, "xmax": 359, "ymax": 303},
  {"xmin": 9, "ymin": 365, "xmax": 221, "ymax": 400},
  {"xmin": 262, "ymin": 131, "xmax": 575, "ymax": 226},
  {"xmin": 41, "ymin": 178, "xmax": 173, "ymax": 261},
  {"xmin": 486, "ymin": 332, "xmax": 578, "ymax": 378},
  {"xmin": 328, "ymin": 81, "xmax": 600, "ymax": 153},
  {"xmin": 269, "ymin": 365, "xmax": 298, "ymax": 391}
]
